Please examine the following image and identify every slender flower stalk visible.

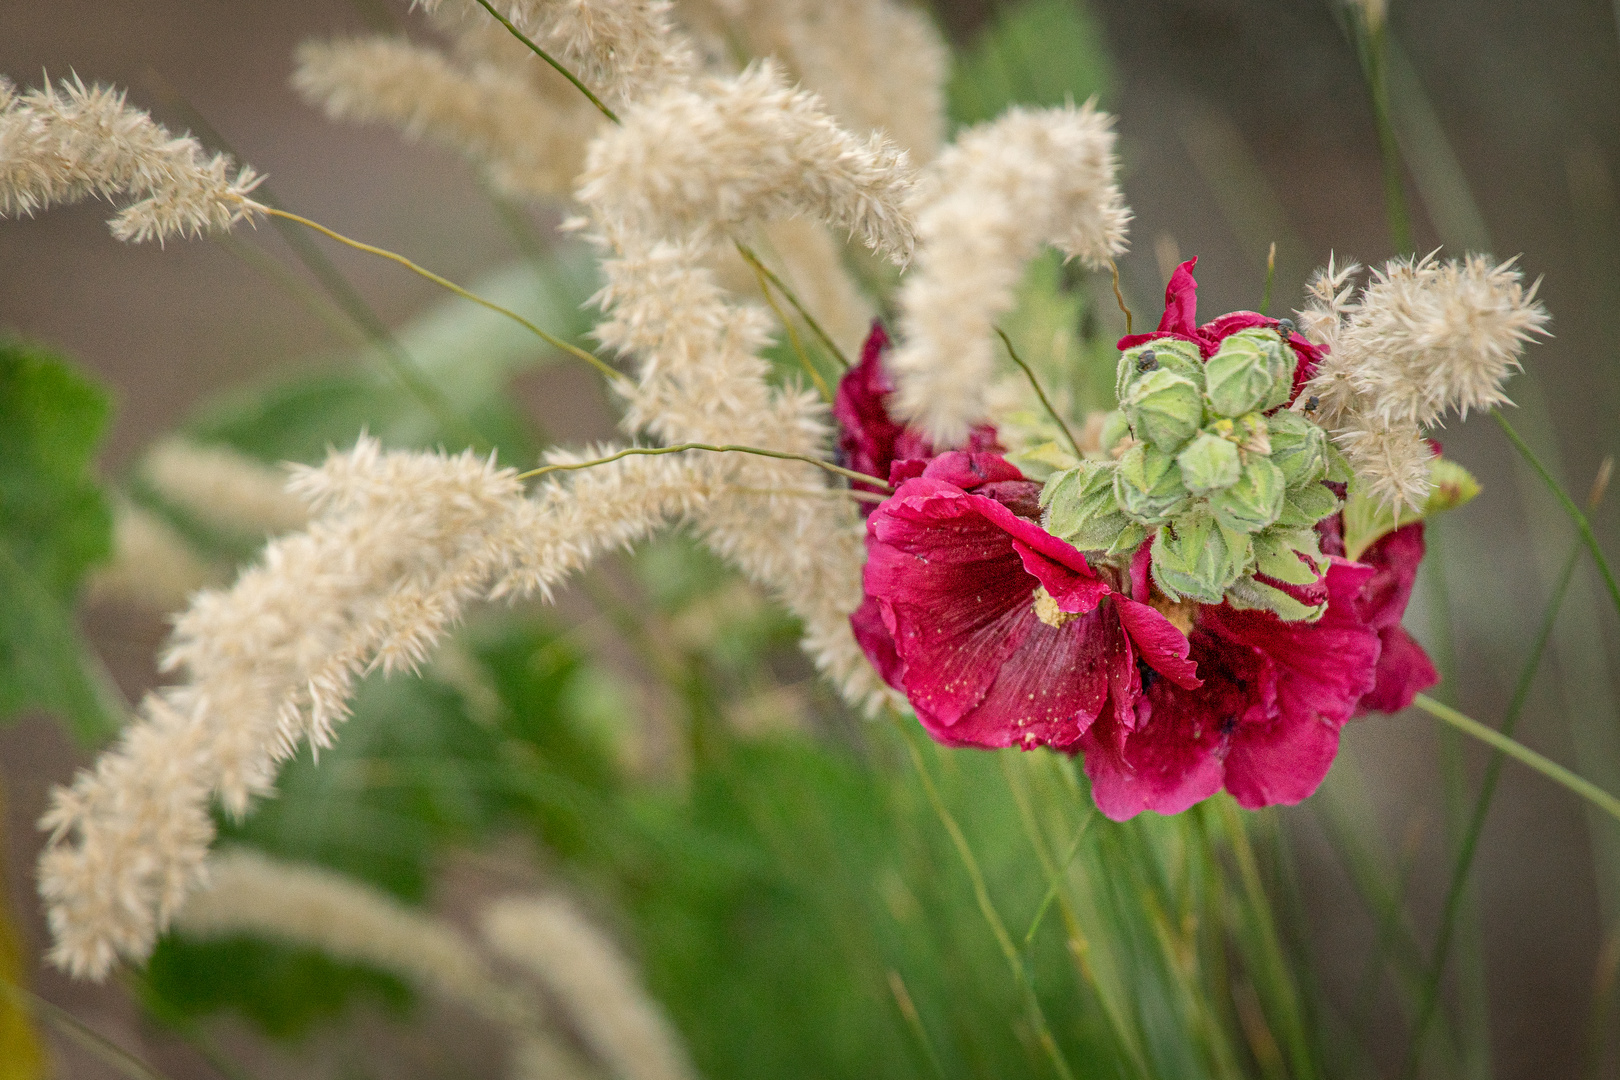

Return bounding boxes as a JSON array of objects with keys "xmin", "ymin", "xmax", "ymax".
[{"xmin": 888, "ymin": 103, "xmax": 1130, "ymax": 445}]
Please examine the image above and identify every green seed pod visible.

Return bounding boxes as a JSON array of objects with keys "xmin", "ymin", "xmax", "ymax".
[
  {"xmin": 1115, "ymin": 338, "xmax": 1205, "ymax": 402},
  {"xmin": 1122, "ymin": 368, "xmax": 1204, "ymax": 452},
  {"xmin": 1176, "ymin": 431, "xmax": 1242, "ymax": 494},
  {"xmin": 1273, "ymin": 479, "xmax": 1341, "ymax": 530},
  {"xmin": 1150, "ymin": 509, "xmax": 1251, "ymax": 604},
  {"xmin": 1204, "ymin": 328, "xmax": 1293, "ymax": 417},
  {"xmin": 1225, "ymin": 575, "xmax": 1325, "ymax": 622},
  {"xmin": 1097, "ymin": 410, "xmax": 1132, "ymax": 456},
  {"xmin": 1211, "ymin": 456, "xmax": 1286, "ymax": 534},
  {"xmin": 1267, "ymin": 410, "xmax": 1330, "ymax": 487},
  {"xmin": 1113, "ymin": 443, "xmax": 1190, "ymax": 525},
  {"xmin": 1042, "ymin": 461, "xmax": 1133, "ymax": 551}
]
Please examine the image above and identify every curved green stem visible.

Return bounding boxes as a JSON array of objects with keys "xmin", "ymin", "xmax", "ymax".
[
  {"xmin": 735, "ymin": 242, "xmax": 854, "ymax": 371},
  {"xmin": 470, "ymin": 0, "xmax": 619, "ymax": 124},
  {"xmin": 515, "ymin": 442, "xmax": 891, "ymax": 491},
  {"xmin": 994, "ymin": 326, "xmax": 1082, "ymax": 459}
]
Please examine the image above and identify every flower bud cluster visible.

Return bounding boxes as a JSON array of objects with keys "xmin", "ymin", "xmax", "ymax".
[{"xmin": 1041, "ymin": 329, "xmax": 1348, "ymax": 620}]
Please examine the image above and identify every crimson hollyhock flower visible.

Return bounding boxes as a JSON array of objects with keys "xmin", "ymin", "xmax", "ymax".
[
  {"xmin": 1322, "ymin": 519, "xmax": 1441, "ymax": 714},
  {"xmin": 1119, "ymin": 256, "xmax": 1325, "ymax": 403},
  {"xmin": 853, "ymin": 451, "xmax": 1200, "ymax": 750}
]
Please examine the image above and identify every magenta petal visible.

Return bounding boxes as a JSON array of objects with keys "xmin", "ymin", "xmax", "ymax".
[
  {"xmin": 1223, "ymin": 711, "xmax": 1342, "ymax": 809},
  {"xmin": 1080, "ymin": 705, "xmax": 1227, "ymax": 821},
  {"xmin": 1012, "ymin": 540, "xmax": 1110, "ymax": 614},
  {"xmin": 834, "ymin": 322, "xmax": 907, "ymax": 499},
  {"xmin": 1358, "ymin": 626, "xmax": 1439, "ymax": 714},
  {"xmin": 921, "ymin": 451, "xmax": 1026, "ymax": 490},
  {"xmin": 1354, "ymin": 523, "xmax": 1426, "ymax": 630},
  {"xmin": 1159, "ymin": 258, "xmax": 1202, "ymax": 337},
  {"xmin": 1115, "ymin": 598, "xmax": 1201, "ymax": 688},
  {"xmin": 850, "ymin": 594, "xmax": 904, "ymax": 690},
  {"xmin": 1201, "ymin": 311, "xmax": 1271, "ymax": 341}
]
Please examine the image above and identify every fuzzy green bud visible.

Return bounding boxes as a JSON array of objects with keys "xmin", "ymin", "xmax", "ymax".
[
  {"xmin": 1252, "ymin": 527, "xmax": 1327, "ymax": 585},
  {"xmin": 1274, "ymin": 479, "xmax": 1341, "ymax": 530},
  {"xmin": 1204, "ymin": 328, "xmax": 1292, "ymax": 417},
  {"xmin": 1113, "ymin": 443, "xmax": 1190, "ymax": 525},
  {"xmin": 1176, "ymin": 431, "xmax": 1242, "ymax": 494},
  {"xmin": 1210, "ymin": 456, "xmax": 1286, "ymax": 534},
  {"xmin": 1097, "ymin": 410, "xmax": 1132, "ymax": 456},
  {"xmin": 1042, "ymin": 461, "xmax": 1132, "ymax": 551},
  {"xmin": 1115, "ymin": 339, "xmax": 1204, "ymax": 402},
  {"xmin": 1121, "ymin": 368, "xmax": 1204, "ymax": 452},
  {"xmin": 1266, "ymin": 410, "xmax": 1330, "ymax": 487},
  {"xmin": 1150, "ymin": 509, "xmax": 1251, "ymax": 604}
]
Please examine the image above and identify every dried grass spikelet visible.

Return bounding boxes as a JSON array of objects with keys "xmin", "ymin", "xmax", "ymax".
[
  {"xmin": 85, "ymin": 502, "xmax": 219, "ymax": 613},
  {"xmin": 482, "ymin": 895, "xmax": 696, "ymax": 1080},
  {"xmin": 416, "ymin": 0, "xmax": 699, "ymax": 108},
  {"xmin": 142, "ymin": 437, "xmax": 310, "ymax": 539},
  {"xmin": 38, "ymin": 439, "xmax": 710, "ymax": 978},
  {"xmin": 577, "ymin": 60, "xmax": 917, "ymax": 261},
  {"xmin": 1299, "ymin": 252, "xmax": 1548, "ymax": 508},
  {"xmin": 0, "ymin": 76, "xmax": 262, "ymax": 242},
  {"xmin": 715, "ymin": 0, "xmax": 950, "ymax": 162},
  {"xmin": 176, "ymin": 850, "xmax": 540, "ymax": 1030},
  {"xmin": 888, "ymin": 103, "xmax": 1130, "ymax": 445}
]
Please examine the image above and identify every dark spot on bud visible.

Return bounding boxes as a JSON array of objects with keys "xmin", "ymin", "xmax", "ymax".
[
  {"xmin": 1303, "ymin": 395, "xmax": 1320, "ymax": 413},
  {"xmin": 1136, "ymin": 349, "xmax": 1158, "ymax": 373},
  {"xmin": 1276, "ymin": 317, "xmax": 1296, "ymax": 337}
]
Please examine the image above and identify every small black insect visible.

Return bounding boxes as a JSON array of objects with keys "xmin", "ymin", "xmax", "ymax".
[
  {"xmin": 1136, "ymin": 348, "xmax": 1158, "ymax": 373},
  {"xmin": 1135, "ymin": 655, "xmax": 1158, "ymax": 692},
  {"xmin": 1303, "ymin": 395, "xmax": 1320, "ymax": 413},
  {"xmin": 1276, "ymin": 317, "xmax": 1297, "ymax": 337}
]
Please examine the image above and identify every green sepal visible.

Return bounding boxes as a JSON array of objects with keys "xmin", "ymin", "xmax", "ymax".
[
  {"xmin": 1150, "ymin": 509, "xmax": 1250, "ymax": 604},
  {"xmin": 1210, "ymin": 457, "xmax": 1286, "ymax": 534},
  {"xmin": 1105, "ymin": 521, "xmax": 1149, "ymax": 557},
  {"xmin": 1113, "ymin": 443, "xmax": 1190, "ymax": 525},
  {"xmin": 1203, "ymin": 329, "xmax": 1292, "ymax": 417},
  {"xmin": 1115, "ymin": 339, "xmax": 1204, "ymax": 402},
  {"xmin": 1005, "ymin": 439, "xmax": 1080, "ymax": 482},
  {"xmin": 1121, "ymin": 368, "xmax": 1204, "ymax": 452},
  {"xmin": 1275, "ymin": 480, "xmax": 1342, "ymax": 530},
  {"xmin": 1225, "ymin": 574, "xmax": 1325, "ymax": 622},
  {"xmin": 1341, "ymin": 456, "xmax": 1481, "ymax": 561},
  {"xmin": 1043, "ymin": 461, "xmax": 1133, "ymax": 551},
  {"xmin": 1176, "ymin": 431, "xmax": 1242, "ymax": 494},
  {"xmin": 1252, "ymin": 527, "xmax": 1326, "ymax": 585},
  {"xmin": 1098, "ymin": 410, "xmax": 1132, "ymax": 456},
  {"xmin": 1267, "ymin": 410, "xmax": 1329, "ymax": 487},
  {"xmin": 1325, "ymin": 441, "xmax": 1354, "ymax": 483}
]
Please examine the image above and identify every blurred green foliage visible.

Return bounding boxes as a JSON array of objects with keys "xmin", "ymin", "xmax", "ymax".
[
  {"xmin": 947, "ymin": 0, "xmax": 1114, "ymax": 127},
  {"xmin": 0, "ymin": 338, "xmax": 117, "ymax": 743}
]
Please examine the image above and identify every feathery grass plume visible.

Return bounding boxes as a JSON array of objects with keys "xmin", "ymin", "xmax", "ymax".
[
  {"xmin": 578, "ymin": 60, "xmax": 917, "ymax": 260},
  {"xmin": 293, "ymin": 37, "xmax": 599, "ymax": 200},
  {"xmin": 888, "ymin": 103, "xmax": 1130, "ymax": 444},
  {"xmin": 39, "ymin": 439, "xmax": 714, "ymax": 978},
  {"xmin": 176, "ymin": 849, "xmax": 540, "ymax": 1031},
  {"xmin": 142, "ymin": 437, "xmax": 310, "ymax": 539},
  {"xmin": 85, "ymin": 502, "xmax": 219, "ymax": 613},
  {"xmin": 482, "ymin": 895, "xmax": 697, "ymax": 1080},
  {"xmin": 718, "ymin": 0, "xmax": 950, "ymax": 162},
  {"xmin": 1299, "ymin": 252, "xmax": 1548, "ymax": 507},
  {"xmin": 417, "ymin": 0, "xmax": 698, "ymax": 108},
  {"xmin": 588, "ymin": 227, "xmax": 890, "ymax": 710},
  {"xmin": 0, "ymin": 76, "xmax": 263, "ymax": 242}
]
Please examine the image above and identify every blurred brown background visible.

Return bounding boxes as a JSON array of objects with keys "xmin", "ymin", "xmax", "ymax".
[{"xmin": 3, "ymin": 0, "xmax": 1619, "ymax": 1077}]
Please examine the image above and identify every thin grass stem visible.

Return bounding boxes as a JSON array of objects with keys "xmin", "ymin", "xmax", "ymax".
[
  {"xmin": 1350, "ymin": 9, "xmax": 1414, "ymax": 252},
  {"xmin": 515, "ymin": 442, "xmax": 890, "ymax": 490},
  {"xmin": 887, "ymin": 970, "xmax": 949, "ymax": 1080},
  {"xmin": 994, "ymin": 327, "xmax": 1082, "ymax": 458},
  {"xmin": 750, "ymin": 260, "xmax": 832, "ymax": 400},
  {"xmin": 1260, "ymin": 241, "xmax": 1277, "ymax": 315},
  {"xmin": 0, "ymin": 982, "xmax": 174, "ymax": 1080},
  {"xmin": 1494, "ymin": 411, "xmax": 1620, "ymax": 618},
  {"xmin": 253, "ymin": 206, "xmax": 625, "ymax": 386},
  {"xmin": 469, "ymin": 0, "xmax": 620, "ymax": 123},
  {"xmin": 1107, "ymin": 259, "xmax": 1133, "ymax": 334},
  {"xmin": 735, "ymin": 242, "xmax": 854, "ymax": 370}
]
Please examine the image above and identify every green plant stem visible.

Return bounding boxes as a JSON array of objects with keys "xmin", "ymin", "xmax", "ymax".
[
  {"xmin": 735, "ymin": 243, "xmax": 854, "ymax": 370},
  {"xmin": 749, "ymin": 260, "xmax": 832, "ymax": 400},
  {"xmin": 1401, "ymin": 537, "xmax": 1582, "ymax": 1076},
  {"xmin": 994, "ymin": 327, "xmax": 1082, "ymax": 458},
  {"xmin": 1353, "ymin": 11, "xmax": 1414, "ymax": 252},
  {"xmin": 1494, "ymin": 411, "xmax": 1620, "ymax": 618},
  {"xmin": 1260, "ymin": 240, "xmax": 1277, "ymax": 315},
  {"xmin": 887, "ymin": 970, "xmax": 950, "ymax": 1080},
  {"xmin": 256, "ymin": 206, "xmax": 625, "ymax": 386},
  {"xmin": 1414, "ymin": 695, "xmax": 1620, "ymax": 825},
  {"xmin": 470, "ymin": 0, "xmax": 619, "ymax": 123},
  {"xmin": 899, "ymin": 726, "xmax": 1078, "ymax": 1080},
  {"xmin": 515, "ymin": 442, "xmax": 890, "ymax": 490}
]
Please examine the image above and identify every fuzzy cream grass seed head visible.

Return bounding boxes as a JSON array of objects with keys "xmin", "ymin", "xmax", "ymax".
[{"xmin": 889, "ymin": 103, "xmax": 1129, "ymax": 445}]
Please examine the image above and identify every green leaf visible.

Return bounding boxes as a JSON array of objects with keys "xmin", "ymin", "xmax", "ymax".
[
  {"xmin": 0, "ymin": 338, "xmax": 118, "ymax": 742},
  {"xmin": 948, "ymin": 0, "xmax": 1113, "ymax": 128}
]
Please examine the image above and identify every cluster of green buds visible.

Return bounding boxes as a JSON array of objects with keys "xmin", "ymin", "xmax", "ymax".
[{"xmin": 1041, "ymin": 328, "xmax": 1351, "ymax": 621}]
